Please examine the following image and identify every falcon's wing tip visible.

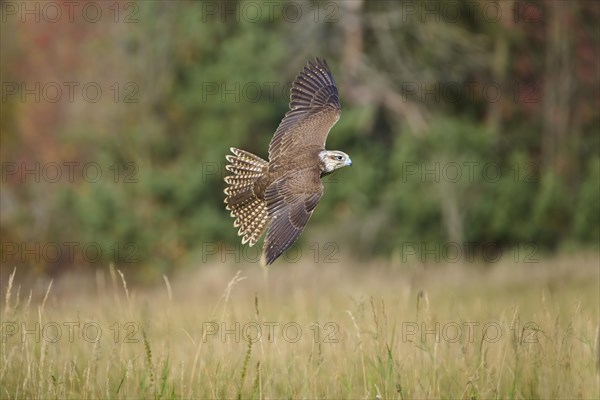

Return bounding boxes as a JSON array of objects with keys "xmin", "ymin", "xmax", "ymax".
[
  {"xmin": 309, "ymin": 57, "xmax": 328, "ymax": 69},
  {"xmin": 260, "ymin": 246, "xmax": 277, "ymax": 266},
  {"xmin": 307, "ymin": 57, "xmax": 325, "ymax": 67}
]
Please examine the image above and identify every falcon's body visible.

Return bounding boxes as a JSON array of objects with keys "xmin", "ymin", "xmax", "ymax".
[{"xmin": 224, "ymin": 59, "xmax": 351, "ymax": 265}]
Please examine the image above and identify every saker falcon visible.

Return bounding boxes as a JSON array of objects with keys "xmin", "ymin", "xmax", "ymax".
[{"xmin": 224, "ymin": 58, "xmax": 351, "ymax": 265}]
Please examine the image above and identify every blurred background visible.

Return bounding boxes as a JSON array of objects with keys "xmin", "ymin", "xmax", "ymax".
[{"xmin": 1, "ymin": 0, "xmax": 598, "ymax": 282}]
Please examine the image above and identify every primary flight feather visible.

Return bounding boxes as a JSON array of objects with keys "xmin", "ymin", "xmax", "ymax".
[{"xmin": 224, "ymin": 58, "xmax": 352, "ymax": 265}]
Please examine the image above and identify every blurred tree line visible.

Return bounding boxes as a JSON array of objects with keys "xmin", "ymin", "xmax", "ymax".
[{"xmin": 1, "ymin": 1, "xmax": 598, "ymax": 278}]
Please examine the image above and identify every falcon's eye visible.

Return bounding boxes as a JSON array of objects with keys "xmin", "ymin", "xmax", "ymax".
[{"xmin": 335, "ymin": 155, "xmax": 344, "ymax": 161}]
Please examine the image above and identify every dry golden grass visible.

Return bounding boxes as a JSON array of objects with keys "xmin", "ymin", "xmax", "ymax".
[{"xmin": 1, "ymin": 253, "xmax": 599, "ymax": 399}]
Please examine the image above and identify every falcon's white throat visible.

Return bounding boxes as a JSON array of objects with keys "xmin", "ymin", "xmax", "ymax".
[{"xmin": 319, "ymin": 150, "xmax": 352, "ymax": 174}]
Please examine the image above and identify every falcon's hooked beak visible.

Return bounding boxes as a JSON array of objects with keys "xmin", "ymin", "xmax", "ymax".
[{"xmin": 320, "ymin": 150, "xmax": 352, "ymax": 173}]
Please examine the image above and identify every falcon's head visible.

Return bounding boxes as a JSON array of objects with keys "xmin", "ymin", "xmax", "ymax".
[{"xmin": 319, "ymin": 150, "xmax": 352, "ymax": 174}]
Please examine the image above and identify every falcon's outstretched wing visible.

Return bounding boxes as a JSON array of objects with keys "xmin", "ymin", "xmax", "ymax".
[
  {"xmin": 268, "ymin": 58, "xmax": 341, "ymax": 165},
  {"xmin": 262, "ymin": 170, "xmax": 323, "ymax": 265}
]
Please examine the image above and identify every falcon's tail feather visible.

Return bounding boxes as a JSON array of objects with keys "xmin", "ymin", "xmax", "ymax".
[{"xmin": 224, "ymin": 148, "xmax": 269, "ymax": 246}]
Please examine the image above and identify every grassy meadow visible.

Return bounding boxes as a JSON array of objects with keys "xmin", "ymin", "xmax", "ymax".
[{"xmin": 1, "ymin": 254, "xmax": 599, "ymax": 399}]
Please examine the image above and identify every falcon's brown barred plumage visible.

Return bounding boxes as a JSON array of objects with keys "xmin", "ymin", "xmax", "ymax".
[{"xmin": 224, "ymin": 58, "xmax": 352, "ymax": 265}]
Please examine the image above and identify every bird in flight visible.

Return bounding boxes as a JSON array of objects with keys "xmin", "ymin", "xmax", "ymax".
[{"xmin": 224, "ymin": 58, "xmax": 352, "ymax": 265}]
